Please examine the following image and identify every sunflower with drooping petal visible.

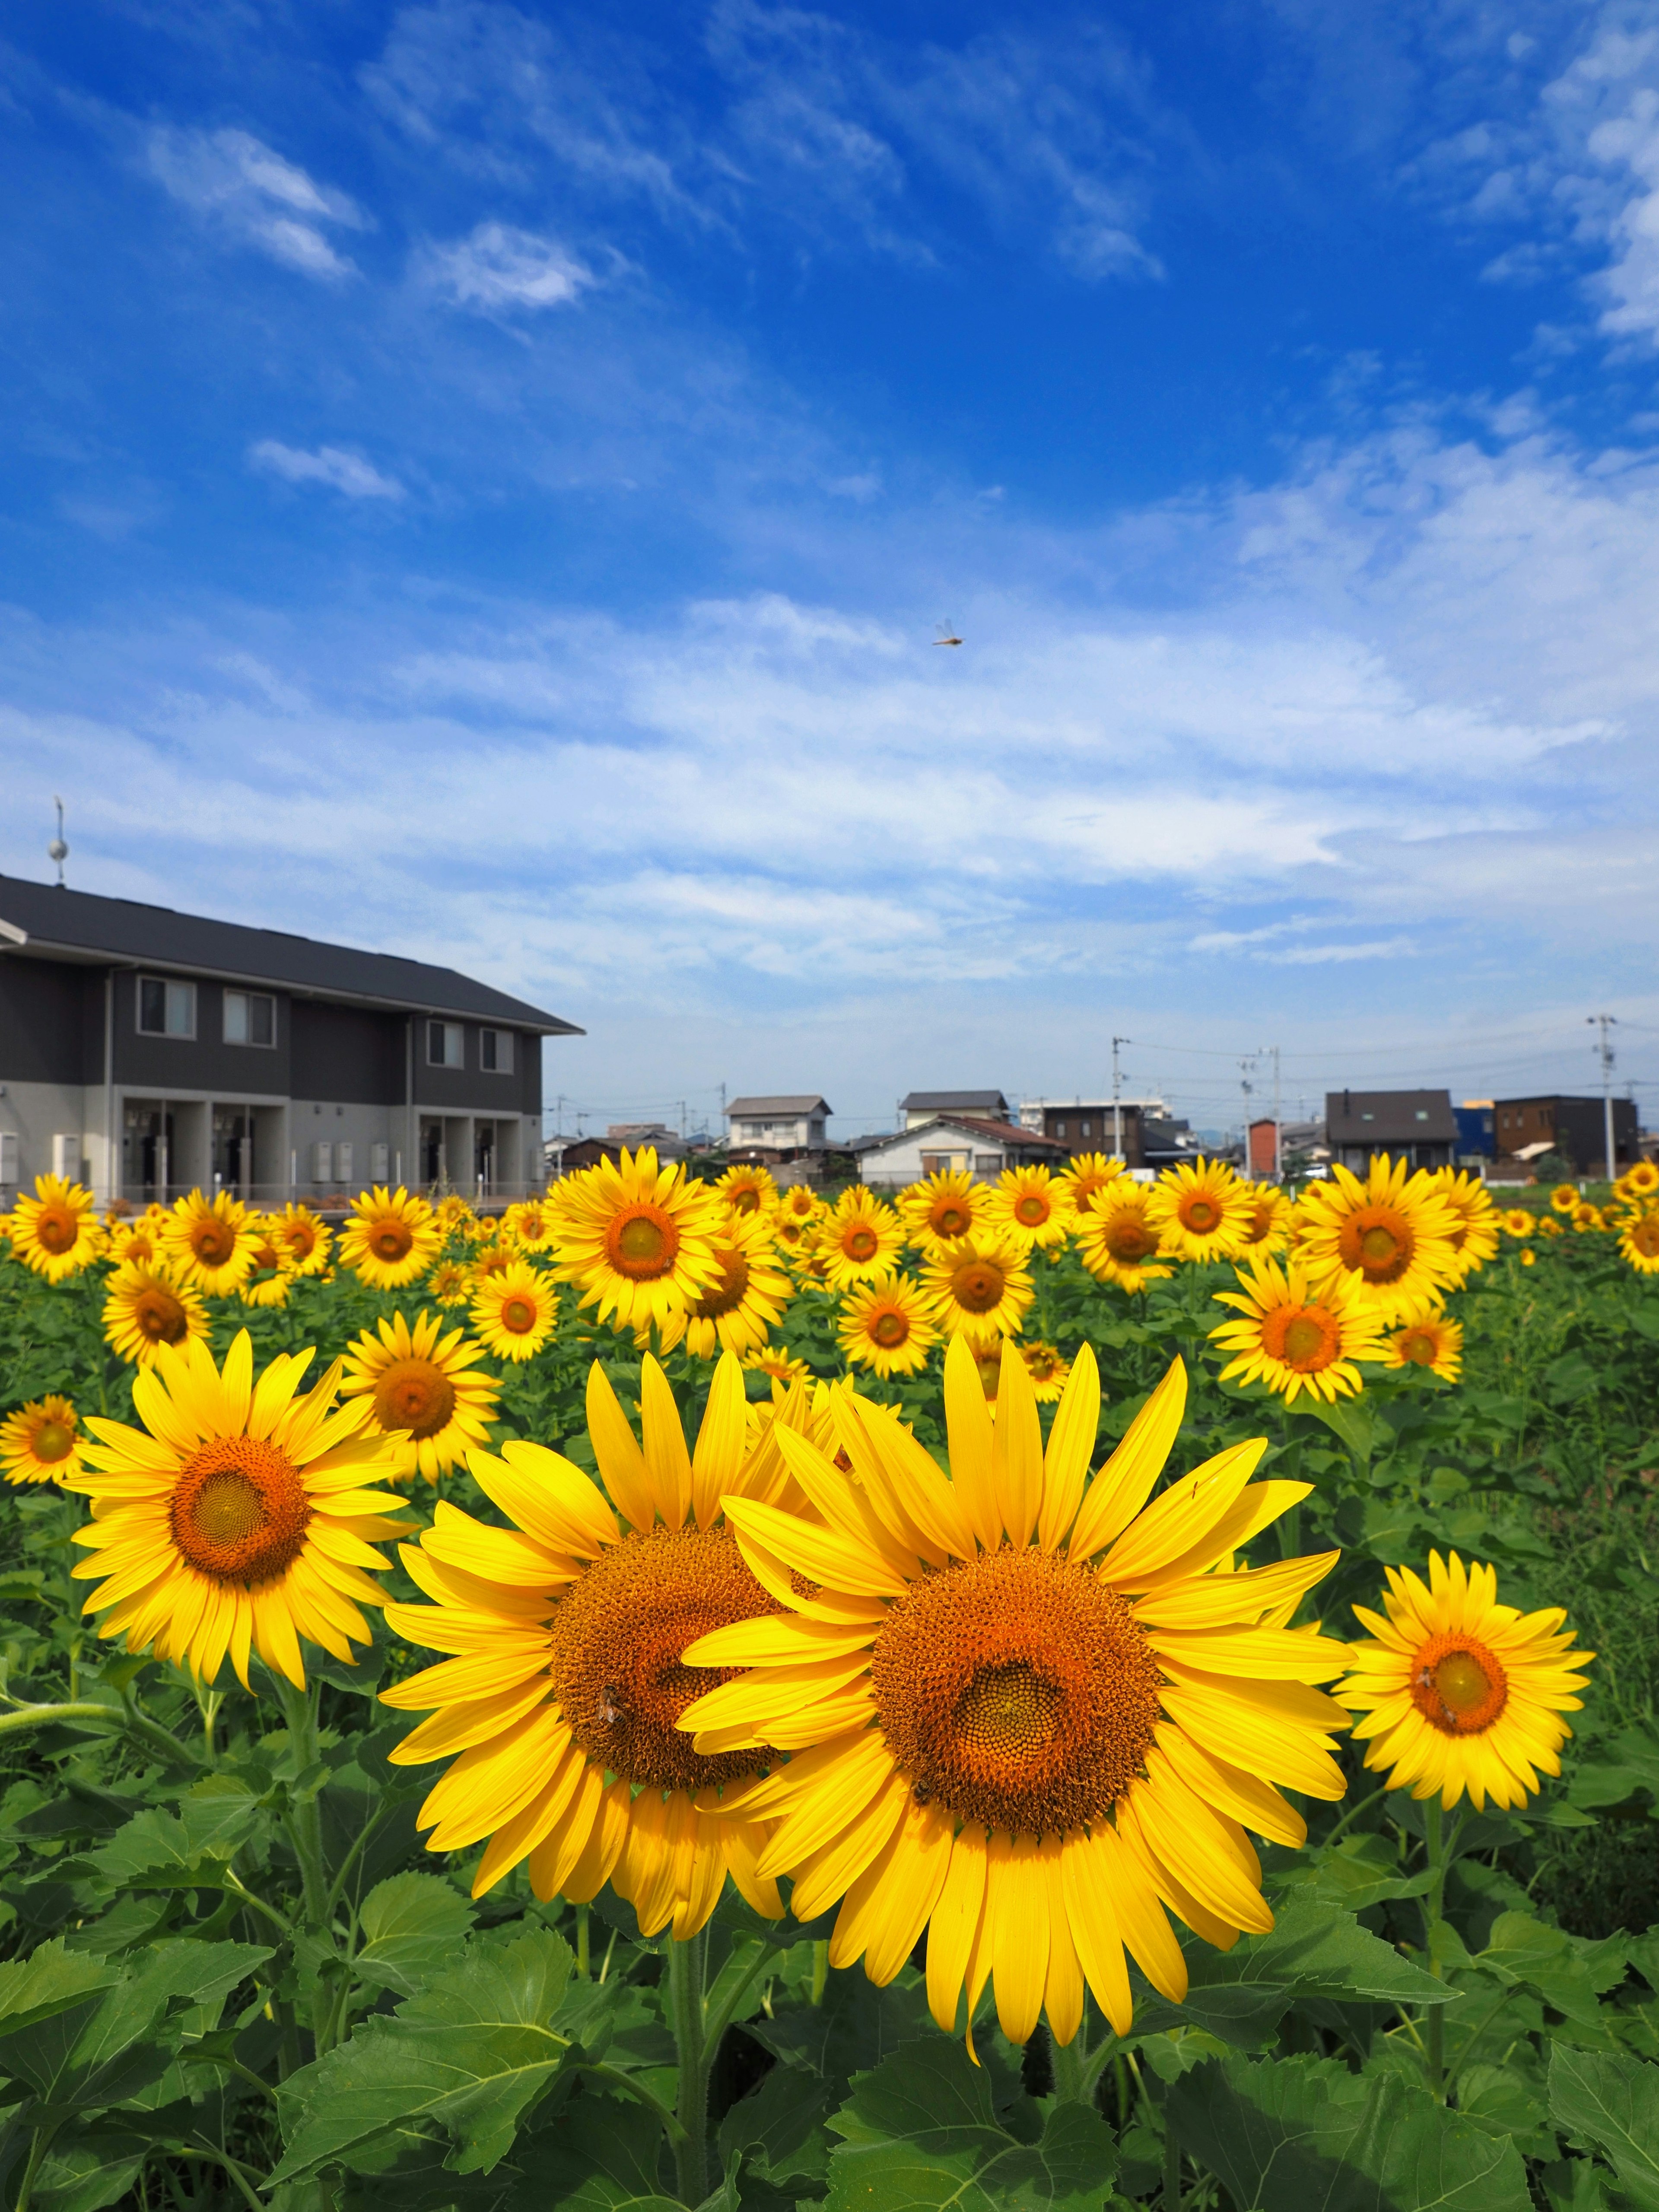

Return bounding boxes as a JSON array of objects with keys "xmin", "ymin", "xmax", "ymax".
[
  {"xmin": 553, "ymin": 1147, "xmax": 722, "ymax": 1334},
  {"xmin": 1146, "ymin": 1158, "xmax": 1252, "ymax": 1265},
  {"xmin": 1238, "ymin": 1186, "xmax": 1293, "ymax": 1256},
  {"xmin": 744, "ymin": 1346, "xmax": 811, "ymax": 1385},
  {"xmin": 1058, "ymin": 1153, "xmax": 1124, "ymax": 1219},
  {"xmin": 239, "ymin": 1222, "xmax": 299, "ymax": 1308},
  {"xmin": 381, "ymin": 1352, "xmax": 810, "ymax": 1933},
  {"xmin": 65, "ymin": 1331, "xmax": 407, "ymax": 1688},
  {"xmin": 679, "ymin": 1340, "xmax": 1348, "ymax": 2051},
  {"xmin": 1384, "ymin": 1300, "xmax": 1462, "ymax": 1382},
  {"xmin": 8, "ymin": 1174, "xmax": 103, "ymax": 1281},
  {"xmin": 983, "ymin": 1166, "xmax": 1074, "ymax": 1254},
  {"xmin": 426, "ymin": 1259, "xmax": 474, "ymax": 1308},
  {"xmin": 918, "ymin": 1232, "xmax": 1033, "ymax": 1346},
  {"xmin": 1618, "ymin": 1208, "xmax": 1659, "ymax": 1276},
  {"xmin": 1210, "ymin": 1258, "xmax": 1389, "ymax": 1406},
  {"xmin": 470, "ymin": 1260, "xmax": 556, "ymax": 1362},
  {"xmin": 839, "ymin": 1278, "xmax": 940, "ymax": 1379},
  {"xmin": 339, "ymin": 1186, "xmax": 442, "ymax": 1290},
  {"xmin": 269, "ymin": 1202, "xmax": 332, "ymax": 1277},
  {"xmin": 1, "ymin": 1395, "xmax": 85, "ymax": 1486},
  {"xmin": 1018, "ymin": 1341, "xmax": 1071, "ymax": 1403},
  {"xmin": 104, "ymin": 1262, "xmax": 209, "ymax": 1368},
  {"xmin": 898, "ymin": 1170, "xmax": 985, "ymax": 1255},
  {"xmin": 1430, "ymin": 1169, "xmax": 1500, "ymax": 1282},
  {"xmin": 1296, "ymin": 1155, "xmax": 1460, "ymax": 1319},
  {"xmin": 159, "ymin": 1190, "xmax": 256, "ymax": 1297},
  {"xmin": 716, "ymin": 1163, "xmax": 779, "ymax": 1220},
  {"xmin": 819, "ymin": 1189, "xmax": 905, "ymax": 1291},
  {"xmin": 1074, "ymin": 1184, "xmax": 1173, "ymax": 1295},
  {"xmin": 341, "ymin": 1310, "xmax": 502, "ymax": 1484},
  {"xmin": 1336, "ymin": 1551, "xmax": 1592, "ymax": 1812}
]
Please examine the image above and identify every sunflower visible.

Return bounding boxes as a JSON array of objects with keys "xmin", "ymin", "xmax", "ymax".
[
  {"xmin": 554, "ymin": 1147, "xmax": 722, "ymax": 1334},
  {"xmin": 1238, "ymin": 1187, "xmax": 1293, "ymax": 1256},
  {"xmin": 679, "ymin": 1340, "xmax": 1348, "ymax": 2050},
  {"xmin": 1296, "ymin": 1156, "xmax": 1460, "ymax": 1319},
  {"xmin": 1018, "ymin": 1341, "xmax": 1071, "ymax": 1403},
  {"xmin": 506, "ymin": 1198, "xmax": 556, "ymax": 1254},
  {"xmin": 773, "ymin": 1215, "xmax": 819, "ymax": 1260},
  {"xmin": 1074, "ymin": 1185, "xmax": 1173, "ymax": 1295},
  {"xmin": 472, "ymin": 1237, "xmax": 515, "ymax": 1283},
  {"xmin": 160, "ymin": 1190, "xmax": 256, "ymax": 1297},
  {"xmin": 1058, "ymin": 1154, "xmax": 1125, "ymax": 1219},
  {"xmin": 65, "ymin": 1331, "xmax": 407, "ymax": 1688},
  {"xmin": 744, "ymin": 1346, "xmax": 812, "ymax": 1385},
  {"xmin": 1618, "ymin": 1209, "xmax": 1659, "ymax": 1276},
  {"xmin": 983, "ymin": 1166, "xmax": 1074, "ymax": 1254},
  {"xmin": 436, "ymin": 1194, "xmax": 477, "ymax": 1233},
  {"xmin": 380, "ymin": 1353, "xmax": 808, "ymax": 1932},
  {"xmin": 898, "ymin": 1170, "xmax": 985, "ymax": 1255},
  {"xmin": 471, "ymin": 1261, "xmax": 557, "ymax": 1362},
  {"xmin": 667, "ymin": 1213, "xmax": 792, "ymax": 1360},
  {"xmin": 1430, "ymin": 1170, "xmax": 1500, "ymax": 1282},
  {"xmin": 1384, "ymin": 1300, "xmax": 1462, "ymax": 1382},
  {"xmin": 342, "ymin": 1310, "xmax": 502, "ymax": 1484},
  {"xmin": 820, "ymin": 1189, "xmax": 906, "ymax": 1291},
  {"xmin": 240, "ymin": 1224, "xmax": 298, "ymax": 1308},
  {"xmin": 1210, "ymin": 1259, "xmax": 1389, "ymax": 1406},
  {"xmin": 1537, "ymin": 1215, "xmax": 1563, "ymax": 1238},
  {"xmin": 8, "ymin": 1174, "xmax": 103, "ymax": 1281},
  {"xmin": 1550, "ymin": 1183, "xmax": 1580, "ymax": 1214},
  {"xmin": 1146, "ymin": 1159, "xmax": 1253, "ymax": 1265},
  {"xmin": 426, "ymin": 1259, "xmax": 475, "ymax": 1308},
  {"xmin": 270, "ymin": 1203, "xmax": 332, "ymax": 1277},
  {"xmin": 1521, "ymin": 1247, "xmax": 1537, "ymax": 1266},
  {"xmin": 108, "ymin": 1217, "xmax": 167, "ymax": 1269},
  {"xmin": 339, "ymin": 1186, "xmax": 442, "ymax": 1291},
  {"xmin": 1336, "ymin": 1551, "xmax": 1592, "ymax": 1811},
  {"xmin": 1571, "ymin": 1202, "xmax": 1603, "ymax": 1233},
  {"xmin": 716, "ymin": 1163, "xmax": 779, "ymax": 1220},
  {"xmin": 1, "ymin": 1395, "xmax": 84, "ymax": 1486},
  {"xmin": 1618, "ymin": 1160, "xmax": 1659, "ymax": 1200},
  {"xmin": 1502, "ymin": 1209, "xmax": 1535, "ymax": 1239},
  {"xmin": 778, "ymin": 1184, "xmax": 823, "ymax": 1226},
  {"xmin": 104, "ymin": 1262, "xmax": 209, "ymax": 1368},
  {"xmin": 918, "ymin": 1233, "xmax": 1033, "ymax": 1345},
  {"xmin": 839, "ymin": 1278, "xmax": 941, "ymax": 1379}
]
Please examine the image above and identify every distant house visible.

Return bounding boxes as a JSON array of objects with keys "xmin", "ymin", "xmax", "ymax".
[
  {"xmin": 859, "ymin": 1115, "xmax": 1065, "ymax": 1189},
  {"xmin": 547, "ymin": 1136, "xmax": 620, "ymax": 1176},
  {"xmin": 724, "ymin": 1096, "xmax": 831, "ymax": 1162},
  {"xmin": 901, "ymin": 1089, "xmax": 1009, "ymax": 1130},
  {"xmin": 1247, "ymin": 1116, "xmax": 1329, "ymax": 1178},
  {"xmin": 1455, "ymin": 1102, "xmax": 1496, "ymax": 1161},
  {"xmin": 0, "ymin": 873, "xmax": 578, "ymax": 1206},
  {"xmin": 1325, "ymin": 1090, "xmax": 1458, "ymax": 1173},
  {"xmin": 606, "ymin": 1122, "xmax": 689, "ymax": 1162},
  {"xmin": 1494, "ymin": 1095, "xmax": 1640, "ymax": 1177},
  {"xmin": 1018, "ymin": 1096, "xmax": 1166, "ymax": 1154}
]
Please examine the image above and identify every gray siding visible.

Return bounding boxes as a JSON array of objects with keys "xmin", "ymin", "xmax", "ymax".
[
  {"xmin": 289, "ymin": 1000, "xmax": 405, "ymax": 1106},
  {"xmin": 0, "ymin": 958, "xmax": 98, "ymax": 1085}
]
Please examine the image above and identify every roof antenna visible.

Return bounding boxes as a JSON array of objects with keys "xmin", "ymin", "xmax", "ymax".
[{"xmin": 48, "ymin": 797, "xmax": 68, "ymax": 887}]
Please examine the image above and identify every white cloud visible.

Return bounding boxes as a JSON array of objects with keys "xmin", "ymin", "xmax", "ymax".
[
  {"xmin": 248, "ymin": 442, "xmax": 404, "ymax": 498},
  {"xmin": 419, "ymin": 221, "xmax": 596, "ymax": 311},
  {"xmin": 145, "ymin": 126, "xmax": 366, "ymax": 280}
]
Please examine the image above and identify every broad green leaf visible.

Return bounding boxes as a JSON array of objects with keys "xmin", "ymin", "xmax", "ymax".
[
  {"xmin": 824, "ymin": 2038, "xmax": 1118, "ymax": 2212},
  {"xmin": 83, "ymin": 1794, "xmax": 263, "ymax": 1888},
  {"xmin": 272, "ymin": 1928, "xmax": 577, "ymax": 2182},
  {"xmin": 718, "ymin": 2058, "xmax": 833, "ymax": 2185},
  {"xmin": 1168, "ymin": 2051, "xmax": 1531, "ymax": 2212},
  {"xmin": 1547, "ymin": 2046, "xmax": 1659, "ymax": 2211},
  {"xmin": 1476, "ymin": 1915, "xmax": 1628, "ymax": 2030},
  {"xmin": 0, "ymin": 1941, "xmax": 117, "ymax": 2035},
  {"xmin": 354, "ymin": 1873, "xmax": 477, "ymax": 1999},
  {"xmin": 516, "ymin": 2100, "xmax": 677, "ymax": 2210},
  {"xmin": 32, "ymin": 2132, "xmax": 146, "ymax": 2212}
]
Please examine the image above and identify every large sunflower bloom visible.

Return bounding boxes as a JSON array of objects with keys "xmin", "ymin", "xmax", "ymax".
[
  {"xmin": 554, "ymin": 1147, "xmax": 722, "ymax": 1333},
  {"xmin": 983, "ymin": 1166, "xmax": 1074, "ymax": 1254},
  {"xmin": 715, "ymin": 1163, "xmax": 779, "ymax": 1220},
  {"xmin": 380, "ymin": 1354, "xmax": 806, "ymax": 1932},
  {"xmin": 341, "ymin": 1310, "xmax": 502, "ymax": 1483},
  {"xmin": 1074, "ymin": 1185, "xmax": 1172, "ymax": 1295},
  {"xmin": 162, "ymin": 1190, "xmax": 257, "ymax": 1297},
  {"xmin": 471, "ymin": 1262, "xmax": 557, "ymax": 1363},
  {"xmin": 1210, "ymin": 1259, "xmax": 1388, "ymax": 1406},
  {"xmin": 1, "ymin": 1395, "xmax": 84, "ymax": 1486},
  {"xmin": 1384, "ymin": 1300, "xmax": 1462, "ymax": 1382},
  {"xmin": 1618, "ymin": 1209, "xmax": 1659, "ymax": 1276},
  {"xmin": 918, "ymin": 1233, "xmax": 1033, "ymax": 1345},
  {"xmin": 665, "ymin": 1212, "xmax": 792, "ymax": 1359},
  {"xmin": 66, "ymin": 1332, "xmax": 408, "ymax": 1688},
  {"xmin": 1147, "ymin": 1159, "xmax": 1253, "ymax": 1265},
  {"xmin": 679, "ymin": 1341, "xmax": 1348, "ymax": 2049},
  {"xmin": 270, "ymin": 1202, "xmax": 332, "ymax": 1277},
  {"xmin": 1430, "ymin": 1170, "xmax": 1500, "ymax": 1282},
  {"xmin": 339, "ymin": 1186, "xmax": 442, "ymax": 1291},
  {"xmin": 1058, "ymin": 1154, "xmax": 1124, "ymax": 1220},
  {"xmin": 8, "ymin": 1174, "xmax": 103, "ymax": 1281},
  {"xmin": 898, "ymin": 1170, "xmax": 985, "ymax": 1255},
  {"xmin": 838, "ymin": 1278, "xmax": 940, "ymax": 1379},
  {"xmin": 104, "ymin": 1262, "xmax": 209, "ymax": 1369},
  {"xmin": 1336, "ymin": 1551, "xmax": 1592, "ymax": 1811},
  {"xmin": 1295, "ymin": 1155, "xmax": 1460, "ymax": 1319},
  {"xmin": 820, "ymin": 1190, "xmax": 905, "ymax": 1291}
]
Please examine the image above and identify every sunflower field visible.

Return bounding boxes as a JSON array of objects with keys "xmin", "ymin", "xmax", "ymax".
[{"xmin": 2, "ymin": 1150, "xmax": 1659, "ymax": 2212}]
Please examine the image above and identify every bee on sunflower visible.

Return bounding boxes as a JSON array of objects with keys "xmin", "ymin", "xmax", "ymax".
[
  {"xmin": 1, "ymin": 1395, "xmax": 84, "ymax": 1485},
  {"xmin": 7, "ymin": 1174, "xmax": 104, "ymax": 1281}
]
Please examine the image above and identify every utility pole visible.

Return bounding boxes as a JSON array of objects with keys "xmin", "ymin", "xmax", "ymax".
[
  {"xmin": 1238, "ymin": 1057, "xmax": 1255, "ymax": 1180},
  {"xmin": 1111, "ymin": 1037, "xmax": 1129, "ymax": 1163},
  {"xmin": 1270, "ymin": 1044, "xmax": 1282, "ymax": 1183},
  {"xmin": 1589, "ymin": 1014, "xmax": 1618, "ymax": 1179}
]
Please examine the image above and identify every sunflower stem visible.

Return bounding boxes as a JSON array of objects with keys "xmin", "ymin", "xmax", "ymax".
[
  {"xmin": 1162, "ymin": 2105, "xmax": 1182, "ymax": 2211},
  {"xmin": 576, "ymin": 1904, "xmax": 591, "ymax": 1980},
  {"xmin": 666, "ymin": 1932, "xmax": 711, "ymax": 2206},
  {"xmin": 274, "ymin": 1675, "xmax": 335, "ymax": 2056},
  {"xmin": 1050, "ymin": 2029, "xmax": 1088, "ymax": 2104},
  {"xmin": 810, "ymin": 1940, "xmax": 829, "ymax": 2006},
  {"xmin": 1422, "ymin": 1796, "xmax": 1448, "ymax": 2093}
]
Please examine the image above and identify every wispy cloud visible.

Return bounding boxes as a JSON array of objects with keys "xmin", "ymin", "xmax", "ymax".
[
  {"xmin": 417, "ymin": 220, "xmax": 596, "ymax": 311},
  {"xmin": 145, "ymin": 125, "xmax": 367, "ymax": 280},
  {"xmin": 248, "ymin": 442, "xmax": 404, "ymax": 498}
]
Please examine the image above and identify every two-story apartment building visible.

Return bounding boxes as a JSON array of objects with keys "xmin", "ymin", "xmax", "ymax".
[
  {"xmin": 1325, "ymin": 1089, "xmax": 1459, "ymax": 1173},
  {"xmin": 0, "ymin": 875, "xmax": 579, "ymax": 1205},
  {"xmin": 723, "ymin": 1096, "xmax": 831, "ymax": 1163},
  {"xmin": 1494, "ymin": 1094, "xmax": 1640, "ymax": 1177}
]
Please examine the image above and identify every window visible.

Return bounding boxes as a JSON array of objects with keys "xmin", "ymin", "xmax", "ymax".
[
  {"xmin": 1415, "ymin": 1109, "xmax": 1429, "ymax": 1122},
  {"xmin": 138, "ymin": 976, "xmax": 195, "ymax": 1038},
  {"xmin": 427, "ymin": 1021, "xmax": 464, "ymax": 1068},
  {"xmin": 480, "ymin": 1028, "xmax": 514, "ymax": 1074},
  {"xmin": 224, "ymin": 990, "xmax": 276, "ymax": 1047},
  {"xmin": 1055, "ymin": 1119, "xmax": 1067, "ymax": 1139},
  {"xmin": 1081, "ymin": 1119, "xmax": 1092, "ymax": 1138}
]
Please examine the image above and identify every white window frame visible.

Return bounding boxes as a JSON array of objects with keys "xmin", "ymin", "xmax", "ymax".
[
  {"xmin": 479, "ymin": 1027, "xmax": 514, "ymax": 1074},
  {"xmin": 223, "ymin": 989, "xmax": 277, "ymax": 1048},
  {"xmin": 427, "ymin": 1020, "xmax": 464, "ymax": 1068},
  {"xmin": 137, "ymin": 976, "xmax": 196, "ymax": 1039}
]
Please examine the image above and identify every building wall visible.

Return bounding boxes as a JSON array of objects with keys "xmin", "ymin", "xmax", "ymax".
[
  {"xmin": 289, "ymin": 1000, "xmax": 403, "ymax": 1104},
  {"xmin": 861, "ymin": 1127, "xmax": 1009, "ymax": 1186},
  {"xmin": 0, "ymin": 958, "xmax": 99, "ymax": 1085}
]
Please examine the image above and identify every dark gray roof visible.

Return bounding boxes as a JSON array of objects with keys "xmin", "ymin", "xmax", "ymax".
[
  {"xmin": 726, "ymin": 1096, "xmax": 831, "ymax": 1116},
  {"xmin": 0, "ymin": 874, "xmax": 580, "ymax": 1034},
  {"xmin": 1326, "ymin": 1088, "xmax": 1457, "ymax": 1144},
  {"xmin": 902, "ymin": 1089, "xmax": 1008, "ymax": 1113}
]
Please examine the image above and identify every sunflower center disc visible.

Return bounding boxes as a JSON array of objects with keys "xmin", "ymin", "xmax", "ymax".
[
  {"xmin": 1410, "ymin": 1631, "xmax": 1509, "ymax": 1735},
  {"xmin": 1637, "ymin": 1220, "xmax": 1659, "ymax": 1257},
  {"xmin": 845, "ymin": 1227, "xmax": 879, "ymax": 1262},
  {"xmin": 953, "ymin": 1262, "xmax": 1004, "ymax": 1312},
  {"xmin": 1274, "ymin": 1311, "xmax": 1336, "ymax": 1371},
  {"xmin": 871, "ymin": 1547, "xmax": 1163, "ymax": 1837},
  {"xmin": 692, "ymin": 1252, "xmax": 750, "ymax": 1319},
  {"xmin": 936, "ymin": 1205, "xmax": 969, "ymax": 1237},
  {"xmin": 32, "ymin": 1422, "xmax": 73, "ymax": 1464},
  {"xmin": 370, "ymin": 1222, "xmax": 413, "ymax": 1262},
  {"xmin": 1185, "ymin": 1200, "xmax": 1217, "ymax": 1231},
  {"xmin": 170, "ymin": 1437, "xmax": 311, "ymax": 1585},
  {"xmin": 1015, "ymin": 1197, "xmax": 1046, "ymax": 1227},
  {"xmin": 1399, "ymin": 1330, "xmax": 1437, "ymax": 1367},
  {"xmin": 1107, "ymin": 1220, "xmax": 1154, "ymax": 1261},
  {"xmin": 374, "ymin": 1358, "xmax": 458, "ymax": 1439},
  {"xmin": 547, "ymin": 1526, "xmax": 782, "ymax": 1792},
  {"xmin": 136, "ymin": 1287, "xmax": 187, "ymax": 1343},
  {"xmin": 37, "ymin": 1210, "xmax": 76, "ymax": 1254},
  {"xmin": 194, "ymin": 1224, "xmax": 235, "ymax": 1266},
  {"xmin": 609, "ymin": 1208, "xmax": 674, "ymax": 1278},
  {"xmin": 872, "ymin": 1311, "xmax": 909, "ymax": 1348},
  {"xmin": 502, "ymin": 1298, "xmax": 537, "ymax": 1332}
]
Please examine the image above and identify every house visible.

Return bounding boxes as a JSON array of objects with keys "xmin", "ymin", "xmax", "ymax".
[
  {"xmin": 1325, "ymin": 1090, "xmax": 1458, "ymax": 1173},
  {"xmin": 1455, "ymin": 1102, "xmax": 1496, "ymax": 1162},
  {"xmin": 0, "ymin": 873, "xmax": 578, "ymax": 1206},
  {"xmin": 900, "ymin": 1089, "xmax": 1009, "ymax": 1130},
  {"xmin": 1247, "ymin": 1116, "xmax": 1329, "ymax": 1178},
  {"xmin": 606, "ymin": 1122, "xmax": 689, "ymax": 1162},
  {"xmin": 1018, "ymin": 1096, "xmax": 1167, "ymax": 1154},
  {"xmin": 858, "ymin": 1115, "xmax": 1065, "ymax": 1189},
  {"xmin": 724, "ymin": 1096, "xmax": 831, "ymax": 1161},
  {"xmin": 1493, "ymin": 1095, "xmax": 1640, "ymax": 1178}
]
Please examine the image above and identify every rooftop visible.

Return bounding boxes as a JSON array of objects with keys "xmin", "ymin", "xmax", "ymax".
[
  {"xmin": 725, "ymin": 1096, "xmax": 832, "ymax": 1116},
  {"xmin": 901, "ymin": 1088, "xmax": 1008, "ymax": 1113},
  {"xmin": 1325, "ymin": 1088, "xmax": 1458, "ymax": 1144}
]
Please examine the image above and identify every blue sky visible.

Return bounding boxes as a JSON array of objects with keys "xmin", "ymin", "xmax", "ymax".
[{"xmin": 6, "ymin": 0, "xmax": 1659, "ymax": 1138}]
